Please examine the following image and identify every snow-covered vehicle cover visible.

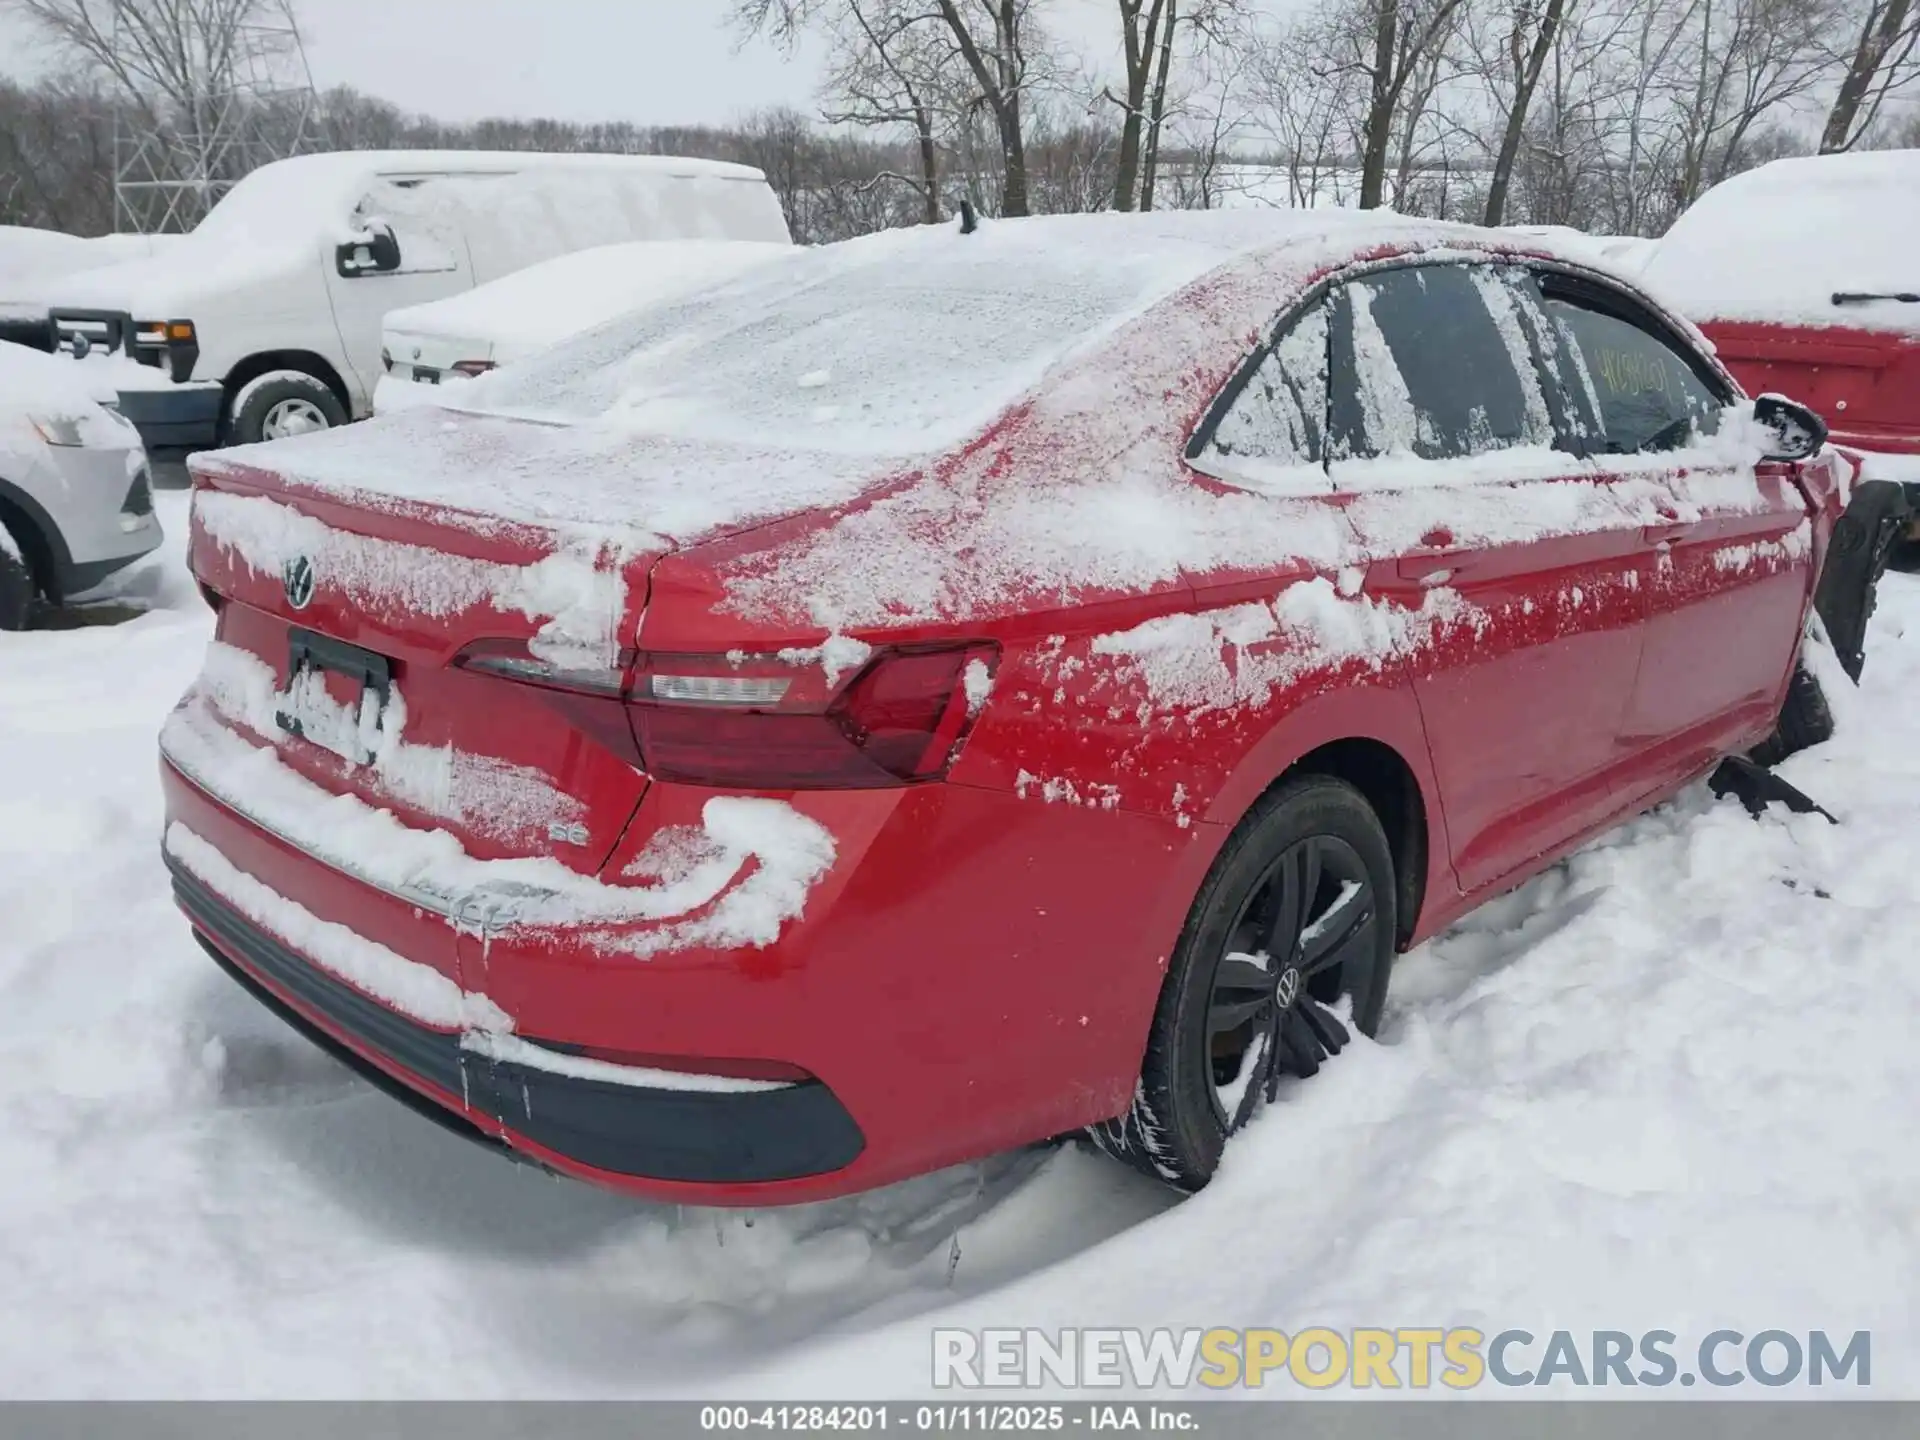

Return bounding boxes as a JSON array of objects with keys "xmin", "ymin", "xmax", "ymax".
[{"xmin": 1640, "ymin": 151, "xmax": 1920, "ymax": 334}]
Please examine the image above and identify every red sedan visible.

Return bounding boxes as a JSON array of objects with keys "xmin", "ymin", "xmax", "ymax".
[{"xmin": 161, "ymin": 210, "xmax": 1851, "ymax": 1204}]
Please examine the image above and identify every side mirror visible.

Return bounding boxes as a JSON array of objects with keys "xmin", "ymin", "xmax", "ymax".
[
  {"xmin": 335, "ymin": 222, "xmax": 401, "ymax": 277},
  {"xmin": 1752, "ymin": 393, "xmax": 1827, "ymax": 463}
]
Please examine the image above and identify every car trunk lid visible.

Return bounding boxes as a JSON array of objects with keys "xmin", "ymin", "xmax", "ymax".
[{"xmin": 186, "ymin": 458, "xmax": 660, "ymax": 877}]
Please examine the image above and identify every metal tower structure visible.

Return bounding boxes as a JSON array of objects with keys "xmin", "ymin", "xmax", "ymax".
[{"xmin": 112, "ymin": 0, "xmax": 322, "ymax": 233}]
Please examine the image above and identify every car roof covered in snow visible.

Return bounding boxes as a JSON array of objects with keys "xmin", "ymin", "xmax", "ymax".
[
  {"xmin": 195, "ymin": 208, "xmax": 1598, "ymax": 547},
  {"xmin": 186, "ymin": 149, "xmax": 770, "ymax": 249},
  {"xmin": 412, "ymin": 206, "xmax": 1587, "ymax": 454},
  {"xmin": 1640, "ymin": 150, "xmax": 1920, "ymax": 335},
  {"xmin": 221, "ymin": 148, "xmax": 768, "ymax": 197}
]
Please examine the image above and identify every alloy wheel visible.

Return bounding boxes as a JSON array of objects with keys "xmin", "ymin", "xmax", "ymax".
[
  {"xmin": 1206, "ymin": 833, "xmax": 1378, "ymax": 1129},
  {"xmin": 261, "ymin": 397, "xmax": 330, "ymax": 440}
]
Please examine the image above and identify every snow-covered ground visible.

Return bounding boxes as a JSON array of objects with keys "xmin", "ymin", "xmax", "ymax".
[{"xmin": 2, "ymin": 485, "xmax": 1918, "ymax": 1397}]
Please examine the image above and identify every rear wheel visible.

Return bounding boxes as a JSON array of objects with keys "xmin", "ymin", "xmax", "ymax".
[
  {"xmin": 0, "ymin": 527, "xmax": 34, "ymax": 631},
  {"xmin": 227, "ymin": 372, "xmax": 347, "ymax": 447},
  {"xmin": 1092, "ymin": 775, "xmax": 1396, "ymax": 1191}
]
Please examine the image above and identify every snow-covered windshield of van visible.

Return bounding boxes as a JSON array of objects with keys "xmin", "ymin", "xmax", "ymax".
[
  {"xmin": 184, "ymin": 164, "xmax": 353, "ymax": 252},
  {"xmin": 459, "ymin": 214, "xmax": 1279, "ymax": 457}
]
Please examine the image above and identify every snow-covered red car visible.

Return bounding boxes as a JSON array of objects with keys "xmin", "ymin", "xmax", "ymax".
[{"xmin": 161, "ymin": 210, "xmax": 1858, "ymax": 1203}]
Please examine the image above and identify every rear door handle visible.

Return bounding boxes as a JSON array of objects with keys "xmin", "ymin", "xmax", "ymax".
[
  {"xmin": 1642, "ymin": 523, "xmax": 1690, "ymax": 545},
  {"xmin": 1392, "ymin": 527, "xmax": 1466, "ymax": 585},
  {"xmin": 1393, "ymin": 554, "xmax": 1463, "ymax": 585}
]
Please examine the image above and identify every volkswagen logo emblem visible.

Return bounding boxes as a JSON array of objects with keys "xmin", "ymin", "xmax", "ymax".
[
  {"xmin": 282, "ymin": 554, "xmax": 316, "ymax": 610},
  {"xmin": 1273, "ymin": 965, "xmax": 1302, "ymax": 1010}
]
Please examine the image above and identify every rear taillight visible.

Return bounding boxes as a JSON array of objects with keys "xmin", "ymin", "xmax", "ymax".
[
  {"xmin": 450, "ymin": 360, "xmax": 496, "ymax": 378},
  {"xmin": 456, "ymin": 640, "xmax": 998, "ymax": 789}
]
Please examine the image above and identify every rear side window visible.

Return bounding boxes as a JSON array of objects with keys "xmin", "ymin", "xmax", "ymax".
[
  {"xmin": 1194, "ymin": 299, "xmax": 1329, "ymax": 492},
  {"xmin": 1328, "ymin": 263, "xmax": 1544, "ymax": 462},
  {"xmin": 1538, "ymin": 292, "xmax": 1723, "ymax": 454}
]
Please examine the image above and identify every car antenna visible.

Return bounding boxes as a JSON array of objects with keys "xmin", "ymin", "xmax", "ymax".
[{"xmin": 958, "ymin": 199, "xmax": 978, "ymax": 235}]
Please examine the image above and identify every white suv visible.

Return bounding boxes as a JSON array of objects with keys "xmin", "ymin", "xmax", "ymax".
[{"xmin": 0, "ymin": 340, "xmax": 162, "ymax": 629}]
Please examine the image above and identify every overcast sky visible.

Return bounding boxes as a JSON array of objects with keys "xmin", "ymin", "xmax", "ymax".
[
  {"xmin": 297, "ymin": 0, "xmax": 827, "ymax": 127},
  {"xmin": 1, "ymin": 0, "xmax": 1135, "ymax": 129}
]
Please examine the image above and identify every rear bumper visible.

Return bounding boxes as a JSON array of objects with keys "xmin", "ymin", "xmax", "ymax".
[
  {"xmin": 168, "ymin": 851, "xmax": 868, "ymax": 1188},
  {"xmin": 117, "ymin": 383, "xmax": 223, "ymax": 455},
  {"xmin": 157, "ymin": 674, "xmax": 1206, "ymax": 1202}
]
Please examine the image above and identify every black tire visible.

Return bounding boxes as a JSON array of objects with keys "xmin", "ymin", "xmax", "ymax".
[
  {"xmin": 225, "ymin": 372, "xmax": 347, "ymax": 447},
  {"xmin": 1092, "ymin": 774, "xmax": 1397, "ymax": 1192},
  {"xmin": 0, "ymin": 530, "xmax": 34, "ymax": 631},
  {"xmin": 1748, "ymin": 659, "xmax": 1834, "ymax": 768}
]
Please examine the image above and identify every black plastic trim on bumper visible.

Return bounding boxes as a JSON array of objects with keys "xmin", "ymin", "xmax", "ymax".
[
  {"xmin": 117, "ymin": 385, "xmax": 223, "ymax": 451},
  {"xmin": 0, "ymin": 315, "xmax": 53, "ymax": 352},
  {"xmin": 167, "ymin": 856, "xmax": 868, "ymax": 1186}
]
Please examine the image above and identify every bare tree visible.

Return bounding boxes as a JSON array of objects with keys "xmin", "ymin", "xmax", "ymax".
[
  {"xmin": 1471, "ymin": 0, "xmax": 1573, "ymax": 225},
  {"xmin": 931, "ymin": 0, "xmax": 1045, "ymax": 215},
  {"xmin": 1107, "ymin": 0, "xmax": 1176, "ymax": 209},
  {"xmin": 1286, "ymin": 0, "xmax": 1471, "ymax": 209},
  {"xmin": 9, "ymin": 0, "xmax": 312, "ymax": 227},
  {"xmin": 0, "ymin": 76, "xmax": 116, "ymax": 232},
  {"xmin": 734, "ymin": 0, "xmax": 948, "ymax": 223},
  {"xmin": 1249, "ymin": 16, "xmax": 1364, "ymax": 209},
  {"xmin": 1819, "ymin": 0, "xmax": 1920, "ymax": 150},
  {"xmin": 1502, "ymin": 0, "xmax": 1638, "ymax": 229},
  {"xmin": 1670, "ymin": 0, "xmax": 1837, "ymax": 207},
  {"xmin": 1155, "ymin": 43, "xmax": 1248, "ymax": 210},
  {"xmin": 10, "ymin": 0, "xmax": 289, "ymax": 113},
  {"xmin": 1137, "ymin": 1, "xmax": 1252, "ymax": 209}
]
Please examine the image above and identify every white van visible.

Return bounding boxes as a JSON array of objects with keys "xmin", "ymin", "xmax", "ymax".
[
  {"xmin": 375, "ymin": 238, "xmax": 793, "ymax": 406},
  {"xmin": 18, "ymin": 151, "xmax": 790, "ymax": 457}
]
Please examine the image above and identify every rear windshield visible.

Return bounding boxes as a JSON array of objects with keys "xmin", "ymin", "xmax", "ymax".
[
  {"xmin": 457, "ymin": 220, "xmax": 1247, "ymax": 456},
  {"xmin": 1643, "ymin": 155, "xmax": 1920, "ymax": 333}
]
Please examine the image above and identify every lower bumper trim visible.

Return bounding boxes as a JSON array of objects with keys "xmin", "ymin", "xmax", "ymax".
[{"xmin": 169, "ymin": 856, "xmax": 868, "ymax": 1187}]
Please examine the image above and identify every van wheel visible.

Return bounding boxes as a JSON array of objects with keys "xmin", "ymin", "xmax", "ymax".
[
  {"xmin": 1091, "ymin": 775, "xmax": 1396, "ymax": 1192},
  {"xmin": 227, "ymin": 373, "xmax": 347, "ymax": 446},
  {"xmin": 0, "ymin": 529, "xmax": 35, "ymax": 631},
  {"xmin": 1749, "ymin": 660, "xmax": 1834, "ymax": 768}
]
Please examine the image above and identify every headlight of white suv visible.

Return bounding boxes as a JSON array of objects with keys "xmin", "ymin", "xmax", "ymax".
[
  {"xmin": 28, "ymin": 409, "xmax": 132, "ymax": 448},
  {"xmin": 28, "ymin": 414, "xmax": 90, "ymax": 447}
]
